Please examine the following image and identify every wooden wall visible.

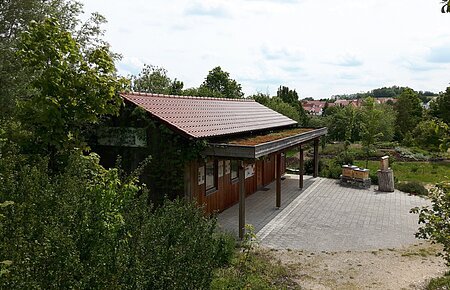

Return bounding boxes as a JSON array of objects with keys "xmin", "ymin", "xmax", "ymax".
[{"xmin": 190, "ymin": 153, "xmax": 286, "ymax": 215}]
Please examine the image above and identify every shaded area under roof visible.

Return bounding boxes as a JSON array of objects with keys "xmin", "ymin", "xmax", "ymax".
[
  {"xmin": 203, "ymin": 127, "xmax": 328, "ymax": 159},
  {"xmin": 121, "ymin": 92, "xmax": 297, "ymax": 138}
]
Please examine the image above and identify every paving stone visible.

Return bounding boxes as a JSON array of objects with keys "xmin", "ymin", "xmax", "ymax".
[{"xmin": 217, "ymin": 175, "xmax": 430, "ymax": 251}]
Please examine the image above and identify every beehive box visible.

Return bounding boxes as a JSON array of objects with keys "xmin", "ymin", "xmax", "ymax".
[
  {"xmin": 353, "ymin": 168, "xmax": 369, "ymax": 180},
  {"xmin": 342, "ymin": 165, "xmax": 353, "ymax": 178}
]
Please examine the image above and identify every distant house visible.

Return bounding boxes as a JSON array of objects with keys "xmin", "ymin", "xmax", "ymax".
[
  {"xmin": 333, "ymin": 99, "xmax": 361, "ymax": 108},
  {"xmin": 94, "ymin": 93, "xmax": 327, "ymax": 238},
  {"xmin": 375, "ymin": 97, "xmax": 397, "ymax": 105},
  {"xmin": 302, "ymin": 100, "xmax": 327, "ymax": 115},
  {"xmin": 330, "ymin": 97, "xmax": 396, "ymax": 108},
  {"xmin": 423, "ymin": 97, "xmax": 437, "ymax": 110}
]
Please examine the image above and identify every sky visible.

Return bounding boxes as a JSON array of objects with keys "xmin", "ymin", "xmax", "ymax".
[{"xmin": 79, "ymin": 0, "xmax": 450, "ymax": 99}]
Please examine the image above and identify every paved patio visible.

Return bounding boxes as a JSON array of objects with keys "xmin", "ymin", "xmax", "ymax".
[{"xmin": 218, "ymin": 175, "xmax": 429, "ymax": 251}]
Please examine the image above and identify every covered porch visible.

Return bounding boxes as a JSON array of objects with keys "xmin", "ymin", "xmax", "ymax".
[{"xmin": 204, "ymin": 127, "xmax": 327, "ymax": 239}]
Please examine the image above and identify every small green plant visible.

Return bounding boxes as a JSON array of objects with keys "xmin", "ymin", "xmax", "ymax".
[
  {"xmin": 370, "ymin": 172, "xmax": 379, "ymax": 185},
  {"xmin": 238, "ymin": 224, "xmax": 259, "ymax": 273},
  {"xmin": 411, "ymin": 181, "xmax": 450, "ymax": 265},
  {"xmin": 426, "ymin": 271, "xmax": 450, "ymax": 290},
  {"xmin": 396, "ymin": 181, "xmax": 428, "ymax": 196},
  {"xmin": 304, "ymin": 158, "xmax": 324, "ymax": 175}
]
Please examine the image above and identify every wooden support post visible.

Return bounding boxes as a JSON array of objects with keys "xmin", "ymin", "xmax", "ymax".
[
  {"xmin": 238, "ymin": 160, "xmax": 245, "ymax": 240},
  {"xmin": 276, "ymin": 153, "xmax": 281, "ymax": 208},
  {"xmin": 299, "ymin": 146, "xmax": 304, "ymax": 189},
  {"xmin": 184, "ymin": 163, "xmax": 192, "ymax": 201},
  {"xmin": 313, "ymin": 138, "xmax": 319, "ymax": 178}
]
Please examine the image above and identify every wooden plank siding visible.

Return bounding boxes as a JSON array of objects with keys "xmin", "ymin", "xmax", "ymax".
[{"xmin": 191, "ymin": 152, "xmax": 286, "ymax": 215}]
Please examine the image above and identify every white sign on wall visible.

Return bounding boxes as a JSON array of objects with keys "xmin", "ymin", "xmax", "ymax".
[
  {"xmin": 97, "ymin": 127, "xmax": 147, "ymax": 147},
  {"xmin": 245, "ymin": 164, "xmax": 255, "ymax": 179},
  {"xmin": 198, "ymin": 166, "xmax": 205, "ymax": 185}
]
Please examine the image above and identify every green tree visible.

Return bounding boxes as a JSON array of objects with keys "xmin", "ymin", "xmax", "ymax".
[
  {"xmin": 411, "ymin": 181, "xmax": 450, "ymax": 265},
  {"xmin": 413, "ymin": 119, "xmax": 449, "ymax": 152},
  {"xmin": 325, "ymin": 105, "xmax": 358, "ymax": 142},
  {"xmin": 277, "ymin": 86, "xmax": 299, "ymax": 107},
  {"xmin": 267, "ymin": 97, "xmax": 301, "ymax": 122},
  {"xmin": 251, "ymin": 92, "xmax": 270, "ymax": 106},
  {"xmin": 251, "ymin": 93, "xmax": 300, "ymax": 122},
  {"xmin": 359, "ymin": 98, "xmax": 396, "ymax": 167},
  {"xmin": 131, "ymin": 64, "xmax": 184, "ymax": 95},
  {"xmin": 430, "ymin": 87, "xmax": 450, "ymax": 125},
  {"xmin": 0, "ymin": 0, "xmax": 83, "ymax": 123},
  {"xmin": 394, "ymin": 88, "xmax": 423, "ymax": 141},
  {"xmin": 198, "ymin": 66, "xmax": 244, "ymax": 98},
  {"xmin": 15, "ymin": 18, "xmax": 125, "ymax": 155},
  {"xmin": 276, "ymin": 86, "xmax": 308, "ymax": 125}
]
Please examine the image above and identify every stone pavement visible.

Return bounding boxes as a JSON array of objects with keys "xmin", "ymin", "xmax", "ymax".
[{"xmin": 217, "ymin": 175, "xmax": 430, "ymax": 251}]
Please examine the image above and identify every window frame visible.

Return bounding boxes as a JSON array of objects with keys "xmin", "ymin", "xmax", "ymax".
[
  {"xmin": 205, "ymin": 159, "xmax": 218, "ymax": 195},
  {"xmin": 230, "ymin": 160, "xmax": 239, "ymax": 183}
]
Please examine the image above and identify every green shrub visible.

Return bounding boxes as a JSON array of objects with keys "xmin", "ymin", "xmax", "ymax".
[
  {"xmin": 370, "ymin": 172, "xmax": 379, "ymax": 185},
  {"xmin": 120, "ymin": 198, "xmax": 234, "ymax": 289},
  {"xmin": 334, "ymin": 152, "xmax": 354, "ymax": 166},
  {"xmin": 0, "ymin": 150, "xmax": 234, "ymax": 289},
  {"xmin": 304, "ymin": 158, "xmax": 323, "ymax": 175},
  {"xmin": 211, "ymin": 250, "xmax": 296, "ymax": 290},
  {"xmin": 396, "ymin": 181, "xmax": 428, "ymax": 196},
  {"xmin": 0, "ymin": 152, "xmax": 137, "ymax": 289},
  {"xmin": 411, "ymin": 182, "xmax": 450, "ymax": 266},
  {"xmin": 319, "ymin": 162, "xmax": 342, "ymax": 179}
]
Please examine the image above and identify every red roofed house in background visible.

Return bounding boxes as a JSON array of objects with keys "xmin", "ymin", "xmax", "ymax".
[
  {"xmin": 94, "ymin": 92, "xmax": 327, "ymax": 238},
  {"xmin": 301, "ymin": 100, "xmax": 326, "ymax": 115}
]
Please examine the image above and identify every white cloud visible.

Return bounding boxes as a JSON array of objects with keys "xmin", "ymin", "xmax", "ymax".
[{"xmin": 80, "ymin": 0, "xmax": 450, "ymax": 98}]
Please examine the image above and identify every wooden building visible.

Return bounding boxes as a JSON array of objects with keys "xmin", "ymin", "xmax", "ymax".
[{"xmin": 95, "ymin": 93, "xmax": 327, "ymax": 238}]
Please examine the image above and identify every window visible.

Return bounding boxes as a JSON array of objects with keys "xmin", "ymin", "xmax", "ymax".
[
  {"xmin": 230, "ymin": 160, "xmax": 239, "ymax": 181},
  {"xmin": 205, "ymin": 159, "xmax": 217, "ymax": 194}
]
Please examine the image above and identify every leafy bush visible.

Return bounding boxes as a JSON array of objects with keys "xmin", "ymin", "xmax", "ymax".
[
  {"xmin": 370, "ymin": 172, "xmax": 379, "ymax": 185},
  {"xmin": 211, "ymin": 251, "xmax": 295, "ymax": 290},
  {"xmin": 334, "ymin": 152, "xmax": 354, "ymax": 166},
  {"xmin": 0, "ymin": 152, "xmax": 137, "ymax": 289},
  {"xmin": 120, "ymin": 198, "xmax": 235, "ymax": 289},
  {"xmin": 211, "ymin": 226, "xmax": 297, "ymax": 290},
  {"xmin": 0, "ymin": 150, "xmax": 234, "ymax": 289},
  {"xmin": 395, "ymin": 147, "xmax": 430, "ymax": 161},
  {"xmin": 396, "ymin": 181, "xmax": 428, "ymax": 196},
  {"xmin": 413, "ymin": 119, "xmax": 449, "ymax": 152},
  {"xmin": 304, "ymin": 158, "xmax": 324, "ymax": 175},
  {"xmin": 411, "ymin": 181, "xmax": 450, "ymax": 266},
  {"xmin": 320, "ymin": 164, "xmax": 342, "ymax": 179}
]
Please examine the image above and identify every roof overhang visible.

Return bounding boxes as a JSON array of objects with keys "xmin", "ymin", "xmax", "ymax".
[{"xmin": 202, "ymin": 127, "xmax": 327, "ymax": 159}]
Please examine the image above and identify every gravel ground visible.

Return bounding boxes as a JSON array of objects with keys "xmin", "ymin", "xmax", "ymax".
[{"xmin": 265, "ymin": 241, "xmax": 446, "ymax": 290}]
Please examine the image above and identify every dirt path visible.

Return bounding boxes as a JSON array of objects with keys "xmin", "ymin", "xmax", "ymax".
[{"xmin": 267, "ymin": 242, "xmax": 446, "ymax": 290}]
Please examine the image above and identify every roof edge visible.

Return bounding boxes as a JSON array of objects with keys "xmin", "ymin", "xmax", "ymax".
[{"xmin": 120, "ymin": 92, "xmax": 255, "ymax": 102}]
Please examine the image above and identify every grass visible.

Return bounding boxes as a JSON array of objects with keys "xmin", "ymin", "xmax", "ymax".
[
  {"xmin": 426, "ymin": 272, "xmax": 450, "ymax": 290},
  {"xmin": 211, "ymin": 249, "xmax": 299, "ymax": 289},
  {"xmin": 353, "ymin": 160, "xmax": 450, "ymax": 185},
  {"xmin": 226, "ymin": 128, "xmax": 312, "ymax": 146},
  {"xmin": 400, "ymin": 247, "xmax": 437, "ymax": 258}
]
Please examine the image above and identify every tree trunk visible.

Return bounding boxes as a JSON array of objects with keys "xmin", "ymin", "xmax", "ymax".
[{"xmin": 377, "ymin": 169, "xmax": 395, "ymax": 192}]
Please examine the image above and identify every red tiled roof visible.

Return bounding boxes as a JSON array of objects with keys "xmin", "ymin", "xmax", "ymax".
[{"xmin": 121, "ymin": 92, "xmax": 297, "ymax": 138}]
